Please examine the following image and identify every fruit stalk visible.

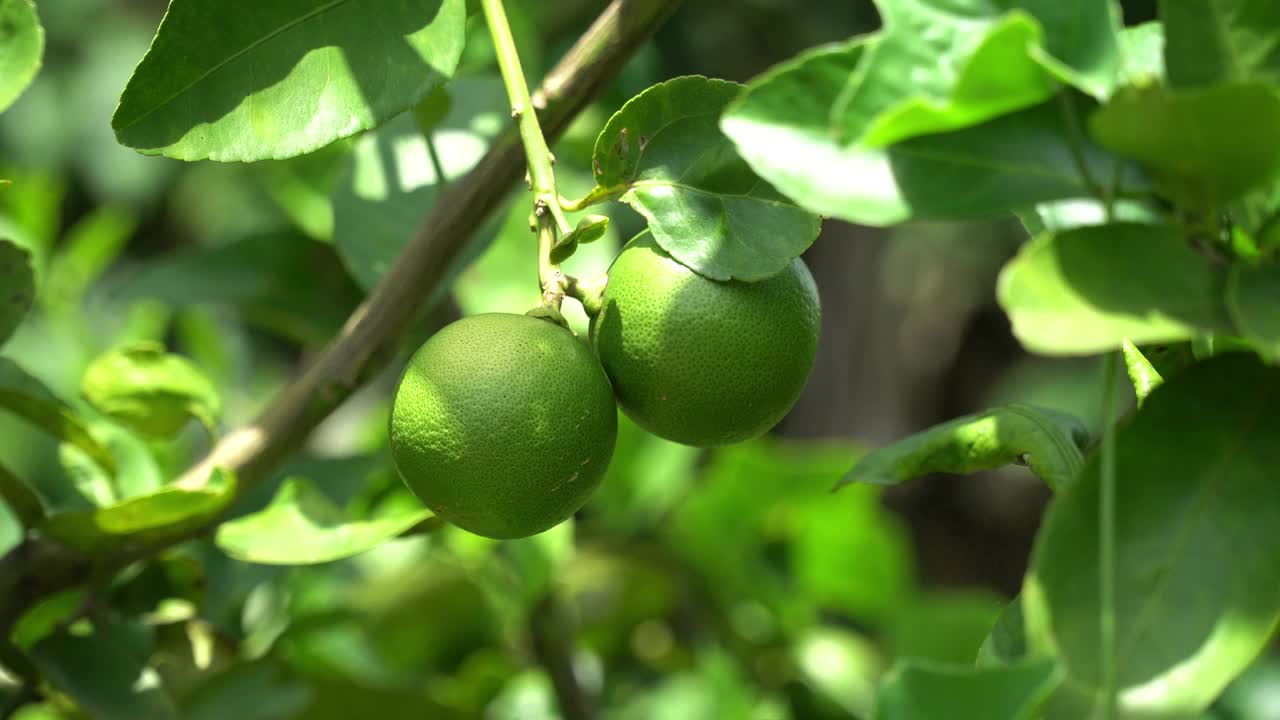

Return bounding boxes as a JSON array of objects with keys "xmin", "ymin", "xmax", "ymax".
[{"xmin": 483, "ymin": 0, "xmax": 574, "ymax": 305}]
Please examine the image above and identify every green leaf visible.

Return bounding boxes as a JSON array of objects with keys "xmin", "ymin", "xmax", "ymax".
[
  {"xmin": 875, "ymin": 658, "xmax": 1063, "ymax": 720},
  {"xmin": 1015, "ymin": 197, "xmax": 1163, "ymax": 236},
  {"xmin": 1090, "ymin": 82, "xmax": 1280, "ymax": 209},
  {"xmin": 1226, "ymin": 261, "xmax": 1280, "ymax": 361},
  {"xmin": 549, "ymin": 214, "xmax": 609, "ymax": 265},
  {"xmin": 81, "ymin": 342, "xmax": 221, "ymax": 439},
  {"xmin": 1161, "ymin": 0, "xmax": 1280, "ymax": 89},
  {"xmin": 43, "ymin": 206, "xmax": 136, "ymax": 311},
  {"xmin": 254, "ymin": 140, "xmax": 352, "ymax": 241},
  {"xmin": 215, "ymin": 477, "xmax": 433, "ymax": 565},
  {"xmin": 30, "ymin": 618, "xmax": 178, "ymax": 720},
  {"xmin": 977, "ymin": 597, "xmax": 1029, "ymax": 667},
  {"xmin": 60, "ymin": 420, "xmax": 165, "ymax": 506},
  {"xmin": 1120, "ymin": 340, "xmax": 1164, "ymax": 405},
  {"xmin": 0, "ymin": 0, "xmax": 43, "ymax": 112},
  {"xmin": 723, "ymin": 39, "xmax": 1141, "ymax": 227},
  {"xmin": 0, "ymin": 459, "xmax": 44, "ymax": 528},
  {"xmin": 38, "ymin": 468, "xmax": 236, "ymax": 557},
  {"xmin": 1023, "ymin": 354, "xmax": 1280, "ymax": 718},
  {"xmin": 0, "ymin": 357, "xmax": 116, "ymax": 476},
  {"xmin": 838, "ymin": 403, "xmax": 1089, "ymax": 492},
  {"xmin": 112, "ymin": 0, "xmax": 466, "ymax": 162},
  {"xmin": 0, "ymin": 237, "xmax": 34, "ymax": 347},
  {"xmin": 593, "ymin": 76, "xmax": 820, "ymax": 281},
  {"xmin": 997, "ymin": 223, "xmax": 1235, "ymax": 354},
  {"xmin": 1117, "ymin": 22, "xmax": 1165, "ymax": 85},
  {"xmin": 332, "ymin": 75, "xmax": 508, "ymax": 290}
]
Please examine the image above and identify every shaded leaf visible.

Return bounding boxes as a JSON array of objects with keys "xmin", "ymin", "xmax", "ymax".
[
  {"xmin": 0, "ymin": 237, "xmax": 34, "ymax": 347},
  {"xmin": 112, "ymin": 0, "xmax": 467, "ymax": 161},
  {"xmin": 998, "ymin": 223, "xmax": 1235, "ymax": 354},
  {"xmin": 39, "ymin": 468, "xmax": 236, "ymax": 557},
  {"xmin": 0, "ymin": 0, "xmax": 43, "ymax": 112},
  {"xmin": 1161, "ymin": 0, "xmax": 1280, "ymax": 89},
  {"xmin": 1090, "ymin": 82, "xmax": 1280, "ymax": 208},
  {"xmin": 838, "ymin": 403, "xmax": 1089, "ymax": 492},
  {"xmin": 723, "ymin": 39, "xmax": 1141, "ymax": 227},
  {"xmin": 81, "ymin": 342, "xmax": 221, "ymax": 439},
  {"xmin": 1023, "ymin": 354, "xmax": 1280, "ymax": 718},
  {"xmin": 594, "ymin": 76, "xmax": 819, "ymax": 281},
  {"xmin": 30, "ymin": 618, "xmax": 178, "ymax": 720},
  {"xmin": 0, "ymin": 459, "xmax": 44, "ymax": 527},
  {"xmin": 876, "ymin": 658, "xmax": 1063, "ymax": 720},
  {"xmin": 255, "ymin": 140, "xmax": 352, "ymax": 241},
  {"xmin": 976, "ymin": 597, "xmax": 1029, "ymax": 667},
  {"xmin": 1120, "ymin": 340, "xmax": 1163, "ymax": 405},
  {"xmin": 180, "ymin": 660, "xmax": 311, "ymax": 720},
  {"xmin": 332, "ymin": 74, "xmax": 509, "ymax": 290},
  {"xmin": 0, "ymin": 357, "xmax": 115, "ymax": 476},
  {"xmin": 1226, "ymin": 261, "xmax": 1280, "ymax": 361},
  {"xmin": 216, "ymin": 477, "xmax": 433, "ymax": 565}
]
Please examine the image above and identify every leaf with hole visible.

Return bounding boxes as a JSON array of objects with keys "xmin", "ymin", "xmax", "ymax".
[
  {"xmin": 112, "ymin": 0, "xmax": 466, "ymax": 161},
  {"xmin": 81, "ymin": 342, "xmax": 221, "ymax": 439},
  {"xmin": 216, "ymin": 477, "xmax": 434, "ymax": 565},
  {"xmin": 837, "ymin": 403, "xmax": 1089, "ymax": 492},
  {"xmin": 998, "ymin": 223, "xmax": 1235, "ymax": 355},
  {"xmin": 1023, "ymin": 354, "xmax": 1280, "ymax": 718},
  {"xmin": 723, "ymin": 39, "xmax": 1142, "ymax": 227},
  {"xmin": 593, "ymin": 76, "xmax": 820, "ymax": 281}
]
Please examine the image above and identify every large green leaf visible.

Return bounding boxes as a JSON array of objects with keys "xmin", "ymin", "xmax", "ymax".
[
  {"xmin": 1023, "ymin": 354, "xmax": 1280, "ymax": 718},
  {"xmin": 875, "ymin": 658, "xmax": 1063, "ymax": 720},
  {"xmin": 1161, "ymin": 0, "xmax": 1280, "ymax": 89},
  {"xmin": 592, "ymin": 76, "xmax": 820, "ymax": 281},
  {"xmin": 81, "ymin": 342, "xmax": 221, "ymax": 439},
  {"xmin": 1226, "ymin": 261, "xmax": 1280, "ymax": 361},
  {"xmin": 215, "ymin": 477, "xmax": 432, "ymax": 565},
  {"xmin": 39, "ymin": 468, "xmax": 235, "ymax": 557},
  {"xmin": 0, "ymin": 357, "xmax": 116, "ymax": 476},
  {"xmin": 0, "ymin": 237, "xmax": 34, "ymax": 347},
  {"xmin": 998, "ymin": 223, "xmax": 1235, "ymax": 354},
  {"xmin": 30, "ymin": 619, "xmax": 178, "ymax": 720},
  {"xmin": 1090, "ymin": 82, "xmax": 1280, "ymax": 209},
  {"xmin": 0, "ymin": 0, "xmax": 42, "ymax": 112},
  {"xmin": 722, "ymin": 39, "xmax": 1139, "ymax": 227},
  {"xmin": 112, "ymin": 0, "xmax": 466, "ymax": 161},
  {"xmin": 332, "ymin": 74, "xmax": 507, "ymax": 290},
  {"xmin": 838, "ymin": 403, "xmax": 1089, "ymax": 492}
]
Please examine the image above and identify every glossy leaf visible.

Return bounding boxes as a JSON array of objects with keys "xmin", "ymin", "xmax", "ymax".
[
  {"xmin": 216, "ymin": 477, "xmax": 433, "ymax": 565},
  {"xmin": 0, "ymin": 0, "xmax": 43, "ymax": 112},
  {"xmin": 723, "ymin": 39, "xmax": 1140, "ymax": 227},
  {"xmin": 81, "ymin": 342, "xmax": 221, "ymax": 439},
  {"xmin": 1090, "ymin": 82, "xmax": 1280, "ymax": 209},
  {"xmin": 0, "ymin": 357, "xmax": 116, "ymax": 476},
  {"xmin": 0, "ymin": 459, "xmax": 44, "ymax": 527},
  {"xmin": 39, "ymin": 469, "xmax": 235, "ymax": 557},
  {"xmin": 112, "ymin": 0, "xmax": 467, "ymax": 161},
  {"xmin": 1120, "ymin": 340, "xmax": 1163, "ymax": 405},
  {"xmin": 875, "ymin": 658, "xmax": 1063, "ymax": 720},
  {"xmin": 1226, "ymin": 261, "xmax": 1280, "ymax": 361},
  {"xmin": 332, "ymin": 75, "xmax": 508, "ymax": 290},
  {"xmin": 1023, "ymin": 354, "xmax": 1280, "ymax": 718},
  {"xmin": 1161, "ymin": 0, "xmax": 1280, "ymax": 89},
  {"xmin": 998, "ymin": 223, "xmax": 1235, "ymax": 354},
  {"xmin": 838, "ymin": 403, "xmax": 1089, "ymax": 492},
  {"xmin": 593, "ymin": 76, "xmax": 819, "ymax": 281},
  {"xmin": 31, "ymin": 619, "xmax": 178, "ymax": 720},
  {"xmin": 549, "ymin": 214, "xmax": 609, "ymax": 265},
  {"xmin": 0, "ymin": 237, "xmax": 34, "ymax": 347}
]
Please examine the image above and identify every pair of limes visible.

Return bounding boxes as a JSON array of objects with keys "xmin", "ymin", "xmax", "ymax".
[{"xmin": 389, "ymin": 233, "xmax": 821, "ymax": 538}]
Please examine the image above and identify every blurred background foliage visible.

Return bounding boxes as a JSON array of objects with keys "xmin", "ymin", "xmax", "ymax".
[{"xmin": 1, "ymin": 0, "xmax": 1276, "ymax": 718}]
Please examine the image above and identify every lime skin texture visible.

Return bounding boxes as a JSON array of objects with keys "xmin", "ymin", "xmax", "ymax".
[
  {"xmin": 591, "ymin": 232, "xmax": 821, "ymax": 447},
  {"xmin": 390, "ymin": 313, "xmax": 618, "ymax": 539}
]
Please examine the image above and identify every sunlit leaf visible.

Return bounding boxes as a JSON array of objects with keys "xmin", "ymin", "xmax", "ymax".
[
  {"xmin": 1024, "ymin": 354, "xmax": 1280, "ymax": 718},
  {"xmin": 1120, "ymin": 340, "xmax": 1163, "ymax": 406},
  {"xmin": 112, "ymin": 0, "xmax": 466, "ymax": 161},
  {"xmin": 838, "ymin": 403, "xmax": 1089, "ymax": 492},
  {"xmin": 81, "ymin": 342, "xmax": 221, "ymax": 439},
  {"xmin": 0, "ymin": 0, "xmax": 43, "ymax": 112}
]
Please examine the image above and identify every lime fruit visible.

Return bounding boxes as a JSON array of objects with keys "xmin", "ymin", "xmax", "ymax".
[
  {"xmin": 590, "ymin": 232, "xmax": 820, "ymax": 447},
  {"xmin": 390, "ymin": 313, "xmax": 617, "ymax": 538}
]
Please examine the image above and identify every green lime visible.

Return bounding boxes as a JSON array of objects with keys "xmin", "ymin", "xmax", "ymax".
[
  {"xmin": 390, "ymin": 313, "xmax": 617, "ymax": 538},
  {"xmin": 591, "ymin": 232, "xmax": 820, "ymax": 447}
]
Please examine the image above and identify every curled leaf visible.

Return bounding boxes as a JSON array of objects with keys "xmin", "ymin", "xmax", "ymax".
[
  {"xmin": 81, "ymin": 342, "xmax": 221, "ymax": 439},
  {"xmin": 549, "ymin": 214, "xmax": 609, "ymax": 265}
]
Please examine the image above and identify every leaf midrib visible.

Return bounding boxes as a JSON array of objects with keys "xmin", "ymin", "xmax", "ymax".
[{"xmin": 116, "ymin": 0, "xmax": 349, "ymax": 131}]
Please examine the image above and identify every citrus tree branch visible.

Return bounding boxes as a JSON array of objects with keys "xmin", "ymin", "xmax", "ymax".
[{"xmin": 0, "ymin": 0, "xmax": 682, "ymax": 636}]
